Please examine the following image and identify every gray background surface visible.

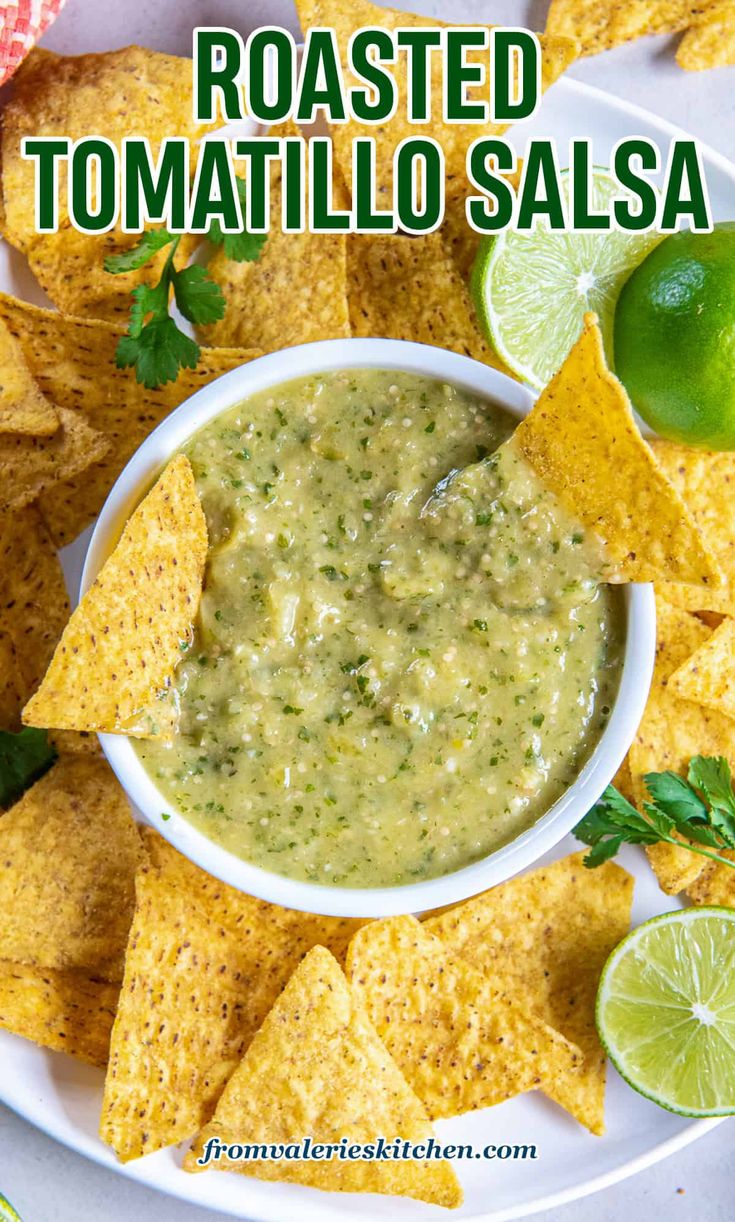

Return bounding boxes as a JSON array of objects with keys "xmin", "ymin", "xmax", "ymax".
[{"xmin": 0, "ymin": 1, "xmax": 733, "ymax": 1219}]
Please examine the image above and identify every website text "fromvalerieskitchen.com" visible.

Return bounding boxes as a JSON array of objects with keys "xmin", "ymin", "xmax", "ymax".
[{"xmin": 196, "ymin": 1136, "xmax": 539, "ymax": 1166}]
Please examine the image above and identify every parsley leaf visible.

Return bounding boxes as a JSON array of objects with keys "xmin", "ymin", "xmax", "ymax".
[
  {"xmin": 207, "ymin": 178, "xmax": 268, "ymax": 263},
  {"xmin": 0, "ymin": 728, "xmax": 57, "ymax": 809}
]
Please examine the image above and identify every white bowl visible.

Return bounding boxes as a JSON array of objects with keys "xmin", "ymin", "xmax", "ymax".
[{"xmin": 84, "ymin": 338, "xmax": 656, "ymax": 918}]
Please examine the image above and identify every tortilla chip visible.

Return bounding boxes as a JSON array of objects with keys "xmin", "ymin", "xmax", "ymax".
[
  {"xmin": 184, "ymin": 946, "xmax": 462, "ymax": 1208},
  {"xmin": 0, "ymin": 756, "xmax": 140, "ymax": 979},
  {"xmin": 47, "ymin": 730, "xmax": 102, "ymax": 756},
  {"xmin": 652, "ymin": 442, "xmax": 735, "ymax": 616},
  {"xmin": 546, "ymin": 0, "xmax": 710, "ymax": 56},
  {"xmin": 0, "ymin": 505, "xmax": 69, "ymax": 699},
  {"xmin": 204, "ymin": 122, "xmax": 350, "ymax": 350},
  {"xmin": 441, "ymin": 165, "xmax": 524, "ymax": 282},
  {"xmin": 513, "ymin": 314, "xmax": 721, "ymax": 586},
  {"xmin": 348, "ymin": 231, "xmax": 511, "ymax": 372},
  {"xmin": 0, "ymin": 47, "xmax": 214, "ymax": 322},
  {"xmin": 612, "ymin": 755, "xmax": 635, "ymax": 804},
  {"xmin": 23, "ymin": 456, "xmax": 206, "ymax": 737},
  {"xmin": 101, "ymin": 831, "xmax": 366, "ymax": 1161},
  {"xmin": 686, "ymin": 849, "xmax": 735, "ymax": 906},
  {"xmin": 0, "ymin": 294, "xmax": 262, "ymax": 545},
  {"xmin": 677, "ymin": 4, "xmax": 735, "ymax": 69},
  {"xmin": 629, "ymin": 597, "xmax": 735, "ymax": 893},
  {"xmin": 346, "ymin": 915, "xmax": 582, "ymax": 1121},
  {"xmin": 0, "ymin": 407, "xmax": 110, "ymax": 514},
  {"xmin": 0, "ymin": 318, "xmax": 58, "ymax": 435},
  {"xmin": 0, "ymin": 631, "xmax": 24, "ymax": 732},
  {"xmin": 425, "ymin": 852, "xmax": 634, "ymax": 1135},
  {"xmin": 296, "ymin": 0, "xmax": 575, "ymax": 198},
  {"xmin": 668, "ymin": 617, "xmax": 735, "ymax": 720},
  {"xmin": 0, "ymin": 960, "xmax": 118, "ymax": 1066}
]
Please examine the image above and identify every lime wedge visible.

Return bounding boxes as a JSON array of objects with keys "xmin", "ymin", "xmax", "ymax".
[
  {"xmin": 470, "ymin": 170, "xmax": 661, "ymax": 389},
  {"xmin": 0, "ymin": 1193, "xmax": 22, "ymax": 1222},
  {"xmin": 597, "ymin": 907, "xmax": 735, "ymax": 1117}
]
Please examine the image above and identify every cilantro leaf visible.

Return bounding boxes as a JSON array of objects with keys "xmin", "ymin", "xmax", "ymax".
[
  {"xmin": 689, "ymin": 755, "xmax": 735, "ymax": 847},
  {"xmin": 0, "ymin": 728, "xmax": 57, "ymax": 809},
  {"xmin": 172, "ymin": 264, "xmax": 226, "ymax": 326},
  {"xmin": 116, "ymin": 317, "xmax": 200, "ymax": 389},
  {"xmin": 644, "ymin": 769, "xmax": 708, "ymax": 824},
  {"xmin": 207, "ymin": 177, "xmax": 267, "ymax": 263},
  {"xmin": 104, "ymin": 229, "xmax": 175, "ymax": 274}
]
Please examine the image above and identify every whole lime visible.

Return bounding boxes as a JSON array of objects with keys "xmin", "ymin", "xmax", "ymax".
[{"xmin": 614, "ymin": 223, "xmax": 735, "ymax": 450}]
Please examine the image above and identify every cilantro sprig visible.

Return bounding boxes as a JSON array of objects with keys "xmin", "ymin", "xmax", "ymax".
[
  {"xmin": 105, "ymin": 186, "xmax": 266, "ymax": 389},
  {"xmin": 0, "ymin": 727, "xmax": 57, "ymax": 809},
  {"xmin": 574, "ymin": 755, "xmax": 735, "ymax": 870}
]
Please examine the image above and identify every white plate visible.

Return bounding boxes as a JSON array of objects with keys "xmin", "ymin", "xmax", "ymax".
[{"xmin": 1, "ymin": 73, "xmax": 733, "ymax": 1220}]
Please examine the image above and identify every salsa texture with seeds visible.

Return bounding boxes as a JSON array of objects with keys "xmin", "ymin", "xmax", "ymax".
[{"xmin": 138, "ymin": 371, "xmax": 624, "ymax": 886}]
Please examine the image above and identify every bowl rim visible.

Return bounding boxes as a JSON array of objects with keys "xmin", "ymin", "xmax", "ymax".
[{"xmin": 83, "ymin": 337, "xmax": 656, "ymax": 917}]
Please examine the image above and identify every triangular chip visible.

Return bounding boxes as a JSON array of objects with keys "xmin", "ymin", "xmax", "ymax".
[
  {"xmin": 346, "ymin": 915, "xmax": 582, "ymax": 1120},
  {"xmin": 184, "ymin": 946, "xmax": 462, "ymax": 1208},
  {"xmin": 677, "ymin": 4, "xmax": 735, "ymax": 69},
  {"xmin": 0, "ymin": 960, "xmax": 118, "ymax": 1067},
  {"xmin": 0, "ymin": 47, "xmax": 216, "ymax": 321},
  {"xmin": 100, "ymin": 831, "xmax": 366, "ymax": 1161},
  {"xmin": 0, "ymin": 318, "xmax": 58, "ymax": 435},
  {"xmin": 425, "ymin": 852, "xmax": 634, "ymax": 1135},
  {"xmin": 513, "ymin": 314, "xmax": 721, "ymax": 586},
  {"xmin": 668, "ymin": 616, "xmax": 735, "ymax": 720},
  {"xmin": 652, "ymin": 442, "xmax": 735, "ymax": 616},
  {"xmin": 687, "ymin": 849, "xmax": 735, "ymax": 906},
  {"xmin": 0, "ymin": 294, "xmax": 262, "ymax": 545},
  {"xmin": 0, "ymin": 631, "xmax": 24, "ymax": 732},
  {"xmin": 23, "ymin": 455, "xmax": 207, "ymax": 737},
  {"xmin": 296, "ymin": 0, "xmax": 575, "ymax": 197},
  {"xmin": 203, "ymin": 121, "xmax": 350, "ymax": 350},
  {"xmin": 0, "ymin": 406, "xmax": 110, "ymax": 513},
  {"xmin": 0, "ymin": 756, "xmax": 141, "ymax": 980},
  {"xmin": 347, "ymin": 231, "xmax": 510, "ymax": 372},
  {"xmin": 0, "ymin": 505, "xmax": 69, "ymax": 701},
  {"xmin": 629, "ymin": 596, "xmax": 735, "ymax": 894},
  {"xmin": 546, "ymin": 0, "xmax": 706, "ymax": 56}
]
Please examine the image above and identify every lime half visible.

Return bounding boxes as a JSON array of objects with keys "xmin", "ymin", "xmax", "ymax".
[
  {"xmin": 0, "ymin": 1193, "xmax": 22, "ymax": 1222},
  {"xmin": 470, "ymin": 170, "xmax": 660, "ymax": 389},
  {"xmin": 597, "ymin": 907, "xmax": 735, "ymax": 1118}
]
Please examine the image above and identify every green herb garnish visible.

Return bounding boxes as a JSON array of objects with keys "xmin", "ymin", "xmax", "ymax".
[
  {"xmin": 574, "ymin": 755, "xmax": 735, "ymax": 870},
  {"xmin": 0, "ymin": 728, "xmax": 57, "ymax": 809}
]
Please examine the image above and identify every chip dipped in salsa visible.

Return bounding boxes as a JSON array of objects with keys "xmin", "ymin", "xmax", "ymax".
[{"xmin": 137, "ymin": 369, "xmax": 625, "ymax": 888}]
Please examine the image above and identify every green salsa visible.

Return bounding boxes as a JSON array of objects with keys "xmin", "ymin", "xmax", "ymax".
[{"xmin": 137, "ymin": 370, "xmax": 624, "ymax": 887}]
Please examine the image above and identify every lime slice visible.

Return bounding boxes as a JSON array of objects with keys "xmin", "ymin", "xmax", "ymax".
[
  {"xmin": 0, "ymin": 1193, "xmax": 22, "ymax": 1222},
  {"xmin": 597, "ymin": 907, "xmax": 735, "ymax": 1117},
  {"xmin": 470, "ymin": 170, "xmax": 661, "ymax": 389}
]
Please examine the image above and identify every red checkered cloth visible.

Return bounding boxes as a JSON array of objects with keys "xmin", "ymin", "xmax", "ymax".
[{"xmin": 0, "ymin": 0, "xmax": 67, "ymax": 87}]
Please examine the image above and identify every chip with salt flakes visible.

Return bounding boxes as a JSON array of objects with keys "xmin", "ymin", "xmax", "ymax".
[
  {"xmin": 0, "ymin": 294, "xmax": 261, "ymax": 546},
  {"xmin": 652, "ymin": 442, "xmax": 735, "ymax": 616},
  {"xmin": 0, "ymin": 756, "xmax": 141, "ymax": 981},
  {"xmin": 346, "ymin": 915, "xmax": 582, "ymax": 1121},
  {"xmin": 0, "ymin": 318, "xmax": 58, "ymax": 435},
  {"xmin": 629, "ymin": 596, "xmax": 735, "ymax": 894},
  {"xmin": 184, "ymin": 945, "xmax": 462, "ymax": 1209},
  {"xmin": 23, "ymin": 455, "xmax": 207, "ymax": 738},
  {"xmin": 347, "ymin": 231, "xmax": 511, "ymax": 373},
  {"xmin": 425, "ymin": 852, "xmax": 634, "ymax": 1135},
  {"xmin": 0, "ymin": 960, "xmax": 118, "ymax": 1067},
  {"xmin": 0, "ymin": 406, "xmax": 110, "ymax": 514},
  {"xmin": 668, "ymin": 616, "xmax": 735, "ymax": 721},
  {"xmin": 513, "ymin": 314, "xmax": 721, "ymax": 586},
  {"xmin": 204, "ymin": 121, "xmax": 350, "ymax": 351},
  {"xmin": 101, "ymin": 830, "xmax": 366, "ymax": 1162},
  {"xmin": 295, "ymin": 0, "xmax": 575, "ymax": 199},
  {"xmin": 0, "ymin": 505, "xmax": 69, "ymax": 702},
  {"xmin": 677, "ymin": 3, "xmax": 735, "ymax": 69},
  {"xmin": 546, "ymin": 0, "xmax": 709, "ymax": 57}
]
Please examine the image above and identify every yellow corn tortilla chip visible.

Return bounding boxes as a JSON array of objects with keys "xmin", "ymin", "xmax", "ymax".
[
  {"xmin": 184, "ymin": 946, "xmax": 462, "ymax": 1209},
  {"xmin": 0, "ymin": 318, "xmax": 58, "ymax": 435},
  {"xmin": 0, "ymin": 756, "xmax": 141, "ymax": 980},
  {"xmin": 47, "ymin": 730, "xmax": 102, "ymax": 756},
  {"xmin": 0, "ymin": 294, "xmax": 262, "ymax": 545},
  {"xmin": 514, "ymin": 314, "xmax": 721, "ymax": 586},
  {"xmin": 101, "ymin": 831, "xmax": 367, "ymax": 1161},
  {"xmin": 0, "ymin": 505, "xmax": 69, "ymax": 700},
  {"xmin": 629, "ymin": 596, "xmax": 735, "ymax": 893},
  {"xmin": 0, "ymin": 47, "xmax": 214, "ymax": 322},
  {"xmin": 0, "ymin": 406, "xmax": 110, "ymax": 514},
  {"xmin": 23, "ymin": 455, "xmax": 206, "ymax": 737},
  {"xmin": 347, "ymin": 231, "xmax": 511, "ymax": 373},
  {"xmin": 668, "ymin": 616, "xmax": 735, "ymax": 720},
  {"xmin": 425, "ymin": 852, "xmax": 634, "ymax": 1135},
  {"xmin": 612, "ymin": 755, "xmax": 635, "ymax": 804},
  {"xmin": 204, "ymin": 122, "xmax": 350, "ymax": 350},
  {"xmin": 677, "ymin": 4, "xmax": 735, "ymax": 69},
  {"xmin": 652, "ymin": 442, "xmax": 735, "ymax": 616},
  {"xmin": 441, "ymin": 165, "xmax": 524, "ymax": 282},
  {"xmin": 296, "ymin": 0, "xmax": 575, "ymax": 198},
  {"xmin": 0, "ymin": 631, "xmax": 24, "ymax": 731},
  {"xmin": 346, "ymin": 915, "xmax": 582, "ymax": 1121},
  {"xmin": 546, "ymin": 0, "xmax": 712, "ymax": 56},
  {"xmin": 0, "ymin": 960, "xmax": 118, "ymax": 1067},
  {"xmin": 686, "ymin": 849, "xmax": 735, "ymax": 906}
]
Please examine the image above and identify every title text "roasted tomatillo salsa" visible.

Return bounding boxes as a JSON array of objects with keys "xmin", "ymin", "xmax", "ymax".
[{"xmin": 138, "ymin": 371, "xmax": 624, "ymax": 887}]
